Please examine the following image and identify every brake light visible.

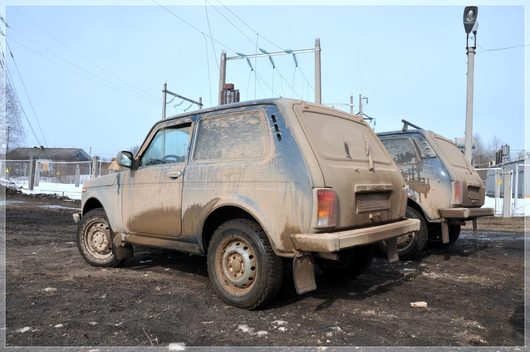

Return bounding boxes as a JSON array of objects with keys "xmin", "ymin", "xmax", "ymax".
[
  {"xmin": 316, "ymin": 189, "xmax": 337, "ymax": 228},
  {"xmin": 452, "ymin": 181, "xmax": 463, "ymax": 205}
]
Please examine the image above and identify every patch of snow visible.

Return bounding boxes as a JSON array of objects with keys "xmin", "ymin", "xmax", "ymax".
[
  {"xmin": 271, "ymin": 320, "xmax": 287, "ymax": 326},
  {"xmin": 484, "ymin": 196, "xmax": 530, "ymax": 216},
  {"xmin": 16, "ymin": 327, "xmax": 31, "ymax": 333},
  {"xmin": 168, "ymin": 342, "xmax": 186, "ymax": 351},
  {"xmin": 44, "ymin": 287, "xmax": 57, "ymax": 292},
  {"xmin": 237, "ymin": 324, "xmax": 252, "ymax": 334},
  {"xmin": 256, "ymin": 330, "xmax": 268, "ymax": 337},
  {"xmin": 54, "ymin": 324, "xmax": 64, "ymax": 328}
]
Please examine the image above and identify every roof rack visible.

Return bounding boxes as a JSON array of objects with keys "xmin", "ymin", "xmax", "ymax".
[{"xmin": 401, "ymin": 119, "xmax": 424, "ymax": 132}]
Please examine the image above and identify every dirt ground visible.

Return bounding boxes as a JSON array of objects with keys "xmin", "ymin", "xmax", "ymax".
[{"xmin": 3, "ymin": 189, "xmax": 526, "ymax": 348}]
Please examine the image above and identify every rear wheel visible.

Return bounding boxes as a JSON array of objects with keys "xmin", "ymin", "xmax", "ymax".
[
  {"xmin": 316, "ymin": 244, "xmax": 375, "ymax": 278},
  {"xmin": 76, "ymin": 208, "xmax": 123, "ymax": 267},
  {"xmin": 392, "ymin": 206, "xmax": 428, "ymax": 260},
  {"xmin": 207, "ymin": 219, "xmax": 283, "ymax": 309}
]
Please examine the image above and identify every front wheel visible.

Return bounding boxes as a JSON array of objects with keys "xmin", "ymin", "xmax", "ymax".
[
  {"xmin": 76, "ymin": 208, "xmax": 123, "ymax": 267},
  {"xmin": 207, "ymin": 219, "xmax": 283, "ymax": 310}
]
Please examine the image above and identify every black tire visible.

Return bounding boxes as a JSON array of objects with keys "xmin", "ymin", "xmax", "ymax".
[
  {"xmin": 316, "ymin": 244, "xmax": 375, "ymax": 278},
  {"xmin": 393, "ymin": 206, "xmax": 429, "ymax": 260},
  {"xmin": 427, "ymin": 223, "xmax": 461, "ymax": 248},
  {"xmin": 76, "ymin": 208, "xmax": 123, "ymax": 267},
  {"xmin": 207, "ymin": 219, "xmax": 283, "ymax": 310}
]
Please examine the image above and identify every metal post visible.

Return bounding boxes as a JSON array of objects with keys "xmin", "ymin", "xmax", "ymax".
[
  {"xmin": 464, "ymin": 40, "xmax": 476, "ymax": 163},
  {"xmin": 349, "ymin": 95, "xmax": 354, "ymax": 114},
  {"xmin": 219, "ymin": 51, "xmax": 227, "ymax": 105},
  {"xmin": 494, "ymin": 168, "xmax": 501, "ymax": 215},
  {"xmin": 358, "ymin": 94, "xmax": 363, "ymax": 116},
  {"xmin": 514, "ymin": 164, "xmax": 519, "ymax": 212},
  {"xmin": 502, "ymin": 169, "xmax": 513, "ymax": 217},
  {"xmin": 162, "ymin": 82, "xmax": 167, "ymax": 119},
  {"xmin": 34, "ymin": 160, "xmax": 40, "ymax": 188},
  {"xmin": 314, "ymin": 38, "xmax": 321, "ymax": 104},
  {"xmin": 28, "ymin": 157, "xmax": 35, "ymax": 191},
  {"xmin": 199, "ymin": 97, "xmax": 203, "ymax": 110},
  {"xmin": 75, "ymin": 164, "xmax": 80, "ymax": 187},
  {"xmin": 91, "ymin": 156, "xmax": 99, "ymax": 179}
]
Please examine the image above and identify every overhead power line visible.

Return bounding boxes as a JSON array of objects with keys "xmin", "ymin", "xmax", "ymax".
[
  {"xmin": 6, "ymin": 70, "xmax": 43, "ymax": 147},
  {"xmin": 7, "ymin": 37, "xmax": 159, "ymax": 105},
  {"xmin": 214, "ymin": 0, "xmax": 284, "ymax": 52},
  {"xmin": 14, "ymin": 8, "xmax": 160, "ymax": 101},
  {"xmin": 6, "ymin": 43, "xmax": 48, "ymax": 146},
  {"xmin": 477, "ymin": 43, "xmax": 529, "ymax": 52},
  {"xmin": 152, "ymin": 0, "xmax": 237, "ymax": 54}
]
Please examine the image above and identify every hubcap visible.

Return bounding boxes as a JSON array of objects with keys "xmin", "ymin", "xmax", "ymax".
[
  {"xmin": 85, "ymin": 221, "xmax": 112, "ymax": 259},
  {"xmin": 396, "ymin": 233, "xmax": 415, "ymax": 251},
  {"xmin": 220, "ymin": 239, "xmax": 257, "ymax": 289}
]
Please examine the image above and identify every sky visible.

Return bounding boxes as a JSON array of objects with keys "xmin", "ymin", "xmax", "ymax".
[{"xmin": 1, "ymin": 1, "xmax": 527, "ymax": 159}]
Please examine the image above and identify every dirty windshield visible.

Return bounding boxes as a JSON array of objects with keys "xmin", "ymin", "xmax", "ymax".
[
  {"xmin": 432, "ymin": 136, "xmax": 469, "ymax": 169},
  {"xmin": 302, "ymin": 111, "xmax": 388, "ymax": 163}
]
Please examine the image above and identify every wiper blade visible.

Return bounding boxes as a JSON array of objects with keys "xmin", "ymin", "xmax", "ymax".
[{"xmin": 364, "ymin": 133, "xmax": 375, "ymax": 172}]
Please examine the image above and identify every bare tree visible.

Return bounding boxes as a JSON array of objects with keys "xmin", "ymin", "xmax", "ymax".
[
  {"xmin": 473, "ymin": 134, "xmax": 504, "ymax": 167},
  {"xmin": 1, "ymin": 78, "xmax": 26, "ymax": 154}
]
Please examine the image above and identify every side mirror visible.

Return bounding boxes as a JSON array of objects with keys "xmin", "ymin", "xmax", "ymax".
[{"xmin": 117, "ymin": 151, "xmax": 134, "ymax": 168}]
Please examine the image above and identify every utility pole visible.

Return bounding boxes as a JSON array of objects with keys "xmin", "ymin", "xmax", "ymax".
[
  {"xmin": 463, "ymin": 6, "xmax": 479, "ymax": 163},
  {"xmin": 358, "ymin": 94, "xmax": 368, "ymax": 116},
  {"xmin": 315, "ymin": 38, "xmax": 321, "ymax": 104},
  {"xmin": 218, "ymin": 51, "xmax": 227, "ymax": 106},
  {"xmin": 162, "ymin": 82, "xmax": 167, "ymax": 119}
]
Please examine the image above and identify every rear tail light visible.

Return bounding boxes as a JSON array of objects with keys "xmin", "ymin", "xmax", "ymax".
[
  {"xmin": 316, "ymin": 189, "xmax": 337, "ymax": 228},
  {"xmin": 452, "ymin": 181, "xmax": 463, "ymax": 205}
]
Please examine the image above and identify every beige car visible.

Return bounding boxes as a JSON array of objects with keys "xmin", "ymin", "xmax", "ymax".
[
  {"xmin": 378, "ymin": 120, "xmax": 494, "ymax": 260},
  {"xmin": 74, "ymin": 99, "xmax": 419, "ymax": 309}
]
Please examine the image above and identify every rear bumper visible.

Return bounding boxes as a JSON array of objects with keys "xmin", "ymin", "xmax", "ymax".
[
  {"xmin": 439, "ymin": 207, "xmax": 494, "ymax": 220},
  {"xmin": 290, "ymin": 218, "xmax": 420, "ymax": 253}
]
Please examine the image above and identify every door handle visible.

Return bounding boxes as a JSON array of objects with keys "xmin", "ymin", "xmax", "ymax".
[{"xmin": 167, "ymin": 171, "xmax": 182, "ymax": 179}]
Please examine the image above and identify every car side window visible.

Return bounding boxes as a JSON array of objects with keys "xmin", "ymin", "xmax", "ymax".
[
  {"xmin": 381, "ymin": 137, "xmax": 419, "ymax": 166},
  {"xmin": 193, "ymin": 111, "xmax": 266, "ymax": 162},
  {"xmin": 140, "ymin": 124, "xmax": 191, "ymax": 167}
]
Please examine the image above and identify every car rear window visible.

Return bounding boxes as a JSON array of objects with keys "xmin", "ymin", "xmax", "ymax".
[
  {"xmin": 193, "ymin": 110, "xmax": 267, "ymax": 162},
  {"xmin": 432, "ymin": 136, "xmax": 469, "ymax": 168},
  {"xmin": 302, "ymin": 111, "xmax": 389, "ymax": 163},
  {"xmin": 380, "ymin": 137, "xmax": 419, "ymax": 166}
]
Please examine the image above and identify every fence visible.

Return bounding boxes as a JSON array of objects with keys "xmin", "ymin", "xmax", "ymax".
[{"xmin": 1, "ymin": 157, "xmax": 116, "ymax": 199}]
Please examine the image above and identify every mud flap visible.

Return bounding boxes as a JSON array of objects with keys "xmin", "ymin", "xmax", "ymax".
[
  {"xmin": 441, "ymin": 220, "xmax": 449, "ymax": 244},
  {"xmin": 386, "ymin": 238, "xmax": 399, "ymax": 263},
  {"xmin": 472, "ymin": 218, "xmax": 478, "ymax": 234},
  {"xmin": 293, "ymin": 254, "xmax": 316, "ymax": 295},
  {"xmin": 112, "ymin": 234, "xmax": 133, "ymax": 260}
]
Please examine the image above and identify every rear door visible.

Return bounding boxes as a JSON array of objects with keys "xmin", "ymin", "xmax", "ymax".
[
  {"xmin": 121, "ymin": 120, "xmax": 192, "ymax": 237},
  {"xmin": 293, "ymin": 103, "xmax": 406, "ymax": 228}
]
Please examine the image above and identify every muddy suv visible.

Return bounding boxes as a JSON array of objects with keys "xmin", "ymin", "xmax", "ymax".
[
  {"xmin": 74, "ymin": 99, "xmax": 419, "ymax": 309},
  {"xmin": 377, "ymin": 120, "xmax": 494, "ymax": 260}
]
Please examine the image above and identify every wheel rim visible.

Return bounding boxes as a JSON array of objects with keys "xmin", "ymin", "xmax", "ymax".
[
  {"xmin": 84, "ymin": 219, "xmax": 113, "ymax": 260},
  {"xmin": 215, "ymin": 236, "xmax": 257, "ymax": 295},
  {"xmin": 396, "ymin": 232, "xmax": 416, "ymax": 252}
]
